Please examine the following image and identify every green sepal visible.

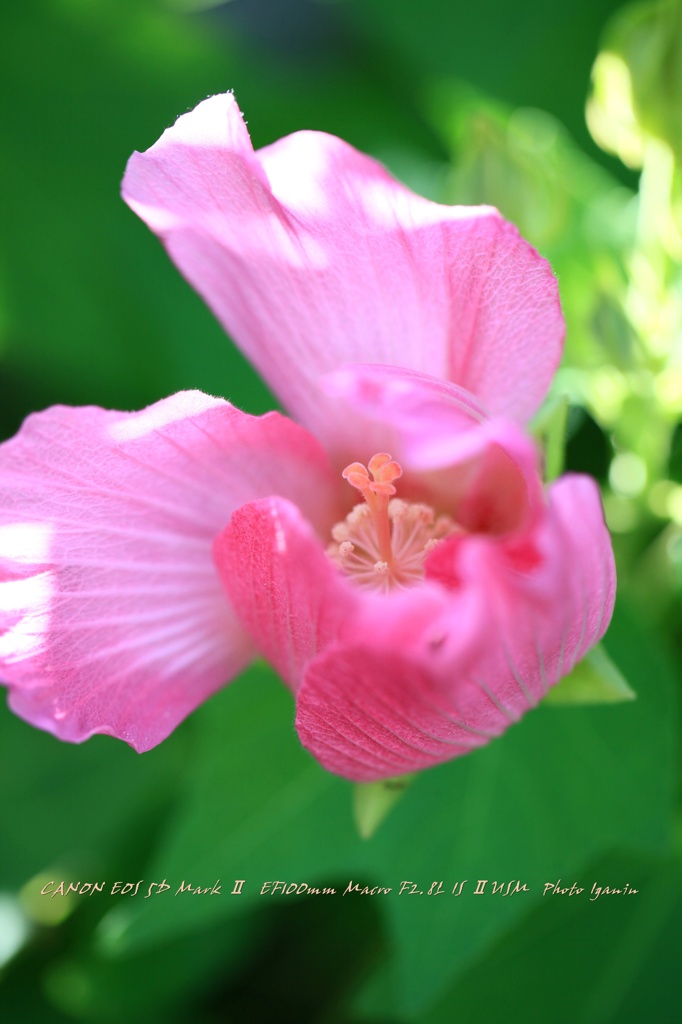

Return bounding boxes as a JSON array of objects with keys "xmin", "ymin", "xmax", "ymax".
[
  {"xmin": 544, "ymin": 643, "xmax": 636, "ymax": 705},
  {"xmin": 530, "ymin": 392, "xmax": 570, "ymax": 483},
  {"xmin": 353, "ymin": 775, "xmax": 415, "ymax": 839}
]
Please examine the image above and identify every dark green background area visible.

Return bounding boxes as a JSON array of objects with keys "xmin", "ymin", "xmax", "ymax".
[{"xmin": 0, "ymin": 1, "xmax": 680, "ymax": 1021}]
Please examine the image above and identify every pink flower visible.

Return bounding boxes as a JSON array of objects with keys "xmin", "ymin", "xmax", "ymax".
[{"xmin": 0, "ymin": 94, "xmax": 615, "ymax": 781}]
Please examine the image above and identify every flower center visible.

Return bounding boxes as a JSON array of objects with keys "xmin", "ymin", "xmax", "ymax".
[{"xmin": 327, "ymin": 453, "xmax": 454, "ymax": 591}]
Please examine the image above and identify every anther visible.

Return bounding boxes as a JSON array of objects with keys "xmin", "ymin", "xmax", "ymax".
[{"xmin": 342, "ymin": 453, "xmax": 402, "ymax": 499}]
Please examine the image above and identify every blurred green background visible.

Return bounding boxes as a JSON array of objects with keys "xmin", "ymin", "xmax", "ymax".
[{"xmin": 1, "ymin": 0, "xmax": 681, "ymax": 1021}]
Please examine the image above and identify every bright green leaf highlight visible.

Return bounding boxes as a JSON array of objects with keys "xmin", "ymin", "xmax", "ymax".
[
  {"xmin": 545, "ymin": 643, "xmax": 636, "ymax": 705},
  {"xmin": 589, "ymin": 0, "xmax": 682, "ymax": 165},
  {"xmin": 353, "ymin": 775, "xmax": 415, "ymax": 839}
]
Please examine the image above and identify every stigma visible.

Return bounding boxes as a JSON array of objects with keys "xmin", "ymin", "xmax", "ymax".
[{"xmin": 327, "ymin": 453, "xmax": 454, "ymax": 591}]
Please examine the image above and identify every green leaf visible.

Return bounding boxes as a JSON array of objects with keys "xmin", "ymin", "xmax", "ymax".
[
  {"xmin": 0, "ymin": 702, "xmax": 184, "ymax": 891},
  {"xmin": 50, "ymin": 909, "xmax": 272, "ymax": 1024},
  {"xmin": 106, "ymin": 603, "xmax": 675, "ymax": 1019},
  {"xmin": 544, "ymin": 643, "xmax": 636, "ymax": 705},
  {"xmin": 420, "ymin": 851, "xmax": 682, "ymax": 1024},
  {"xmin": 96, "ymin": 664, "xmax": 358, "ymax": 957},
  {"xmin": 353, "ymin": 776, "xmax": 415, "ymax": 839}
]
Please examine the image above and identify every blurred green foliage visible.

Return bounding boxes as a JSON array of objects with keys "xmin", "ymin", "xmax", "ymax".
[{"xmin": 1, "ymin": 0, "xmax": 681, "ymax": 1021}]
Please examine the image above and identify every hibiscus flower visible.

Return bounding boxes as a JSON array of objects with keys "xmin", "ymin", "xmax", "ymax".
[{"xmin": 0, "ymin": 94, "xmax": 615, "ymax": 781}]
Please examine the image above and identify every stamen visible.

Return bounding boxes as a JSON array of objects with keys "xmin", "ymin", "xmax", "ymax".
[
  {"xmin": 329, "ymin": 454, "xmax": 457, "ymax": 591},
  {"xmin": 341, "ymin": 453, "xmax": 402, "ymax": 564}
]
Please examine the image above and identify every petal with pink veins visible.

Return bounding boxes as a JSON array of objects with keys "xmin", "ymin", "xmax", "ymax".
[
  {"xmin": 0, "ymin": 391, "xmax": 339, "ymax": 750},
  {"xmin": 295, "ymin": 475, "xmax": 615, "ymax": 781},
  {"xmin": 295, "ymin": 642, "xmax": 503, "ymax": 783},
  {"xmin": 214, "ymin": 497, "xmax": 356, "ymax": 691},
  {"xmin": 123, "ymin": 93, "xmax": 564, "ymax": 457}
]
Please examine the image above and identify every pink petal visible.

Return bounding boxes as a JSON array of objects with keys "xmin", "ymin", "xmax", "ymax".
[
  {"xmin": 295, "ymin": 645, "xmax": 492, "ymax": 782},
  {"xmin": 213, "ymin": 497, "xmax": 356, "ymax": 691},
  {"xmin": 295, "ymin": 475, "xmax": 615, "ymax": 780},
  {"xmin": 320, "ymin": 363, "xmax": 488, "ymax": 470},
  {"xmin": 432, "ymin": 474, "xmax": 616, "ymax": 712},
  {"xmin": 452, "ymin": 420, "xmax": 544, "ymax": 536},
  {"xmin": 0, "ymin": 392, "xmax": 338, "ymax": 750},
  {"xmin": 123, "ymin": 93, "xmax": 564, "ymax": 457},
  {"xmin": 322, "ymin": 363, "xmax": 544, "ymax": 533}
]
